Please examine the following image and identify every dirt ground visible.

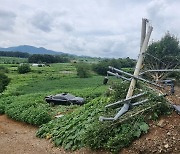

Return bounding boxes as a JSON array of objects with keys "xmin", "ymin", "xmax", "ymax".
[
  {"xmin": 0, "ymin": 86, "xmax": 179, "ymax": 154},
  {"xmin": 121, "ymin": 86, "xmax": 180, "ymax": 154}
]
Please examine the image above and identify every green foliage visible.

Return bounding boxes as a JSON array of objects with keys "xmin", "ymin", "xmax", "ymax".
[
  {"xmin": 28, "ymin": 54, "xmax": 70, "ymax": 63},
  {"xmin": 0, "ymin": 66, "xmax": 9, "ymax": 73},
  {"xmin": 144, "ymin": 32, "xmax": 180, "ymax": 80},
  {"xmin": 17, "ymin": 63, "xmax": 31, "ymax": 74},
  {"xmin": 0, "ymin": 51, "xmax": 29, "ymax": 58},
  {"xmin": 92, "ymin": 58, "xmax": 135, "ymax": 75},
  {"xmin": 0, "ymin": 96, "xmax": 15, "ymax": 114},
  {"xmin": 36, "ymin": 87, "xmax": 169, "ymax": 153},
  {"xmin": 0, "ymin": 56, "xmax": 28, "ymax": 64},
  {"xmin": 5, "ymin": 94, "xmax": 51, "ymax": 125},
  {"xmin": 75, "ymin": 62, "xmax": 91, "ymax": 78},
  {"xmin": 106, "ymin": 81, "xmax": 129, "ymax": 101},
  {"xmin": 0, "ymin": 72, "xmax": 10, "ymax": 93},
  {"xmin": 36, "ymin": 94, "xmax": 154, "ymax": 153}
]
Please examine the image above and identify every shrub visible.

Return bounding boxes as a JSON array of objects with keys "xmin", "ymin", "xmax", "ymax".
[
  {"xmin": 0, "ymin": 72, "xmax": 10, "ymax": 93},
  {"xmin": 0, "ymin": 66, "xmax": 9, "ymax": 73},
  {"xmin": 17, "ymin": 63, "xmax": 31, "ymax": 74},
  {"xmin": 92, "ymin": 58, "xmax": 135, "ymax": 75},
  {"xmin": 75, "ymin": 63, "xmax": 91, "ymax": 78}
]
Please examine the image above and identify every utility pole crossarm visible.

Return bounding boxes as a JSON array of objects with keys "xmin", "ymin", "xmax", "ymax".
[
  {"xmin": 108, "ymin": 66, "xmax": 162, "ymax": 88},
  {"xmin": 139, "ymin": 69, "xmax": 180, "ymax": 75},
  {"xmin": 105, "ymin": 92, "xmax": 146, "ymax": 108}
]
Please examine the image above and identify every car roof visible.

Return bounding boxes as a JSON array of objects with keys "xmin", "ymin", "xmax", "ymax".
[{"xmin": 54, "ymin": 93, "xmax": 75, "ymax": 99}]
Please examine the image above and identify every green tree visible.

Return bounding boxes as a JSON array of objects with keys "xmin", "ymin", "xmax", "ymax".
[
  {"xmin": 144, "ymin": 32, "xmax": 180, "ymax": 80},
  {"xmin": 92, "ymin": 58, "xmax": 135, "ymax": 75},
  {"xmin": 17, "ymin": 63, "xmax": 31, "ymax": 74},
  {"xmin": 76, "ymin": 63, "xmax": 91, "ymax": 78}
]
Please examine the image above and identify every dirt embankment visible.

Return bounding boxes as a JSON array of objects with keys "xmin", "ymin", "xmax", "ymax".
[{"xmin": 121, "ymin": 86, "xmax": 180, "ymax": 154}]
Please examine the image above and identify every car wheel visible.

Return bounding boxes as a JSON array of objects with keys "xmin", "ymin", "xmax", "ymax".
[{"xmin": 49, "ymin": 102, "xmax": 55, "ymax": 107}]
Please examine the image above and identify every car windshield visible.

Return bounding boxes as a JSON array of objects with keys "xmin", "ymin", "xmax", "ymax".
[
  {"xmin": 64, "ymin": 93, "xmax": 75, "ymax": 100},
  {"xmin": 53, "ymin": 93, "xmax": 75, "ymax": 100}
]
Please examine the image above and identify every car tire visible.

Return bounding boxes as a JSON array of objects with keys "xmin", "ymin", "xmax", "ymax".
[{"xmin": 49, "ymin": 102, "xmax": 55, "ymax": 107}]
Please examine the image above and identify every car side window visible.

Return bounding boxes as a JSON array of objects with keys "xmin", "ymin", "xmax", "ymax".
[{"xmin": 53, "ymin": 96, "xmax": 66, "ymax": 100}]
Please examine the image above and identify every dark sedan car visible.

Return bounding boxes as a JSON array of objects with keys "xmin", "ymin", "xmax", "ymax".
[{"xmin": 45, "ymin": 93, "xmax": 84, "ymax": 106}]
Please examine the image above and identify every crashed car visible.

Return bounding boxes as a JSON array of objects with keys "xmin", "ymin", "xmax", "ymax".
[{"xmin": 45, "ymin": 93, "xmax": 84, "ymax": 106}]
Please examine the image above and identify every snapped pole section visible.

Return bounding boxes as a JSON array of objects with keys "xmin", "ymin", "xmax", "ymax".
[
  {"xmin": 113, "ymin": 21, "xmax": 153, "ymax": 120},
  {"xmin": 140, "ymin": 18, "xmax": 147, "ymax": 50}
]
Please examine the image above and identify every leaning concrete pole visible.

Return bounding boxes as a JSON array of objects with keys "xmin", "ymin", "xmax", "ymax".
[
  {"xmin": 140, "ymin": 18, "xmax": 147, "ymax": 50},
  {"xmin": 114, "ymin": 19, "xmax": 153, "ymax": 120}
]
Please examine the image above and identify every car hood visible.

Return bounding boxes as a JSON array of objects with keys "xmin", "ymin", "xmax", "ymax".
[{"xmin": 71, "ymin": 97, "xmax": 84, "ymax": 102}]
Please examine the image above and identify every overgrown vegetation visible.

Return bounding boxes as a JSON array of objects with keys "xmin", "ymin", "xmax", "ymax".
[
  {"xmin": 75, "ymin": 62, "xmax": 91, "ymax": 78},
  {"xmin": 144, "ymin": 32, "xmax": 180, "ymax": 80},
  {"xmin": 92, "ymin": 58, "xmax": 135, "ymax": 75},
  {"xmin": 17, "ymin": 63, "xmax": 31, "ymax": 74},
  {"xmin": 28, "ymin": 54, "xmax": 70, "ymax": 63},
  {"xmin": 0, "ymin": 51, "xmax": 29, "ymax": 58},
  {"xmin": 36, "ymin": 81, "xmax": 170, "ymax": 153},
  {"xmin": 0, "ymin": 71, "xmax": 10, "ymax": 93}
]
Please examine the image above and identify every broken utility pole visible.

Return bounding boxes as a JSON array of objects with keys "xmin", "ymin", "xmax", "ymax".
[{"xmin": 100, "ymin": 18, "xmax": 153, "ymax": 121}]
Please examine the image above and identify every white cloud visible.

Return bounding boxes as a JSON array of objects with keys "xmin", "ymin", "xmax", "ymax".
[
  {"xmin": 0, "ymin": 10, "xmax": 16, "ymax": 31},
  {"xmin": 30, "ymin": 11, "xmax": 54, "ymax": 32},
  {"xmin": 0, "ymin": 0, "xmax": 180, "ymax": 58}
]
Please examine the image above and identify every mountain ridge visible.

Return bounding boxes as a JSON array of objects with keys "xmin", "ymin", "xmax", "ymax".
[{"xmin": 0, "ymin": 45, "xmax": 64, "ymax": 55}]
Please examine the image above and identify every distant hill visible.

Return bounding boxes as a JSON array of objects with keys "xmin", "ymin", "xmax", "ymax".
[{"xmin": 0, "ymin": 45, "xmax": 64, "ymax": 55}]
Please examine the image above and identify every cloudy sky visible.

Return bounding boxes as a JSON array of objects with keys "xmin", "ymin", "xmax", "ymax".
[{"xmin": 0, "ymin": 0, "xmax": 180, "ymax": 58}]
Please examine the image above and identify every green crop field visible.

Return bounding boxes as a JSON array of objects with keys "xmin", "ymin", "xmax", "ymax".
[
  {"xmin": 0, "ymin": 59, "xmax": 170, "ymax": 153},
  {"xmin": 0, "ymin": 56, "xmax": 28, "ymax": 64}
]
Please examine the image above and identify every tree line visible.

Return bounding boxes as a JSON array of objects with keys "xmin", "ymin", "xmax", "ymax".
[
  {"xmin": 0, "ymin": 51, "xmax": 29, "ymax": 58},
  {"xmin": 28, "ymin": 54, "xmax": 70, "ymax": 63},
  {"xmin": 0, "ymin": 50, "xmax": 70, "ymax": 63},
  {"xmin": 92, "ymin": 57, "xmax": 136, "ymax": 75}
]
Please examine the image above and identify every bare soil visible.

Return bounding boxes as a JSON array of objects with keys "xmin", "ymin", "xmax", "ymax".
[
  {"xmin": 121, "ymin": 86, "xmax": 180, "ymax": 154},
  {"xmin": 0, "ymin": 86, "xmax": 179, "ymax": 154}
]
